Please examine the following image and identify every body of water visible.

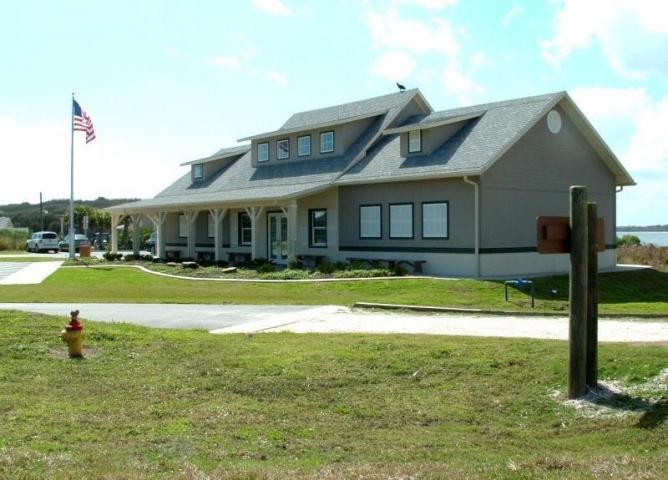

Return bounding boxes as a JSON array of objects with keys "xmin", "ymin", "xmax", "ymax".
[{"xmin": 617, "ymin": 231, "xmax": 668, "ymax": 247}]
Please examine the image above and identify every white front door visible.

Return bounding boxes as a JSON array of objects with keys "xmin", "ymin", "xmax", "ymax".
[{"xmin": 268, "ymin": 212, "xmax": 288, "ymax": 264}]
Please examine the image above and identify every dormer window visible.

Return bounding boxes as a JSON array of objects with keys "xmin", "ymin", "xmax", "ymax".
[
  {"xmin": 298, "ymin": 135, "xmax": 311, "ymax": 156},
  {"xmin": 277, "ymin": 139, "xmax": 289, "ymax": 160},
  {"xmin": 408, "ymin": 130, "xmax": 422, "ymax": 153},
  {"xmin": 320, "ymin": 131, "xmax": 334, "ymax": 153},
  {"xmin": 258, "ymin": 142, "xmax": 269, "ymax": 162},
  {"xmin": 193, "ymin": 164, "xmax": 204, "ymax": 179}
]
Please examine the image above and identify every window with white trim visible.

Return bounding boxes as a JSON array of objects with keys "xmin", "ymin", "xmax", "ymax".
[
  {"xmin": 309, "ymin": 209, "xmax": 327, "ymax": 247},
  {"xmin": 257, "ymin": 142, "xmax": 269, "ymax": 162},
  {"xmin": 360, "ymin": 205, "xmax": 381, "ymax": 239},
  {"xmin": 277, "ymin": 139, "xmax": 289, "ymax": 160},
  {"xmin": 390, "ymin": 203, "xmax": 413, "ymax": 238},
  {"xmin": 408, "ymin": 130, "xmax": 422, "ymax": 153},
  {"xmin": 179, "ymin": 214, "xmax": 188, "ymax": 238},
  {"xmin": 238, "ymin": 213, "xmax": 252, "ymax": 245},
  {"xmin": 298, "ymin": 135, "xmax": 311, "ymax": 157},
  {"xmin": 320, "ymin": 131, "xmax": 334, "ymax": 153},
  {"xmin": 422, "ymin": 202, "xmax": 448, "ymax": 238},
  {"xmin": 207, "ymin": 213, "xmax": 215, "ymax": 238},
  {"xmin": 193, "ymin": 164, "xmax": 204, "ymax": 179}
]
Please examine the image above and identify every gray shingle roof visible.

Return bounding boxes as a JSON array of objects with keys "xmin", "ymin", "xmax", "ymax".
[
  {"xmin": 336, "ymin": 92, "xmax": 564, "ymax": 184},
  {"xmin": 107, "ymin": 90, "xmax": 633, "ymax": 214}
]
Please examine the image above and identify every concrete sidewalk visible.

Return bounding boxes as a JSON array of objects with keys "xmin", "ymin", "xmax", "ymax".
[{"xmin": 0, "ymin": 261, "xmax": 63, "ymax": 285}]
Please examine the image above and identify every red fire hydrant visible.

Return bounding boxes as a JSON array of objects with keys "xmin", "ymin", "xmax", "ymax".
[{"xmin": 60, "ymin": 309, "xmax": 84, "ymax": 358}]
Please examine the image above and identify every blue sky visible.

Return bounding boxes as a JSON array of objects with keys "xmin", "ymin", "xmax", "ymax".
[{"xmin": 1, "ymin": 0, "xmax": 666, "ymax": 226}]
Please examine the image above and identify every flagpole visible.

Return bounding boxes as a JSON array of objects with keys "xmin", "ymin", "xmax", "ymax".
[{"xmin": 69, "ymin": 93, "xmax": 75, "ymax": 260}]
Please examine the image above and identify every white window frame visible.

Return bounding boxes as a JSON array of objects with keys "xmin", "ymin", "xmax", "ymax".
[
  {"xmin": 309, "ymin": 209, "xmax": 327, "ymax": 247},
  {"xmin": 390, "ymin": 203, "xmax": 413, "ymax": 239},
  {"xmin": 408, "ymin": 130, "xmax": 422, "ymax": 153},
  {"xmin": 298, "ymin": 135, "xmax": 311, "ymax": 157},
  {"xmin": 422, "ymin": 202, "xmax": 449, "ymax": 239},
  {"xmin": 257, "ymin": 142, "xmax": 269, "ymax": 162},
  {"xmin": 360, "ymin": 205, "xmax": 381, "ymax": 239},
  {"xmin": 179, "ymin": 214, "xmax": 188, "ymax": 238},
  {"xmin": 193, "ymin": 164, "xmax": 204, "ymax": 179},
  {"xmin": 320, "ymin": 131, "xmax": 334, "ymax": 153},
  {"xmin": 239, "ymin": 213, "xmax": 252, "ymax": 246},
  {"xmin": 277, "ymin": 138, "xmax": 289, "ymax": 160}
]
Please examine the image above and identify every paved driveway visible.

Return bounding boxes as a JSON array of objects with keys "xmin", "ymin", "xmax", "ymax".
[{"xmin": 1, "ymin": 302, "xmax": 667, "ymax": 342}]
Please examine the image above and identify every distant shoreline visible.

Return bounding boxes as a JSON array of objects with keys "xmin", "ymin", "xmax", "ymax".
[{"xmin": 617, "ymin": 226, "xmax": 668, "ymax": 232}]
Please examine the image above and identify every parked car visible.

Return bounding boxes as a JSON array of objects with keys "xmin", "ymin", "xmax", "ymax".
[
  {"xmin": 59, "ymin": 234, "xmax": 91, "ymax": 253},
  {"xmin": 146, "ymin": 232, "xmax": 157, "ymax": 254},
  {"xmin": 26, "ymin": 231, "xmax": 60, "ymax": 253},
  {"xmin": 91, "ymin": 232, "xmax": 110, "ymax": 250}
]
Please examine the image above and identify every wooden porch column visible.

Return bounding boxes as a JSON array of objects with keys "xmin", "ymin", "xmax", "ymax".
[
  {"xmin": 110, "ymin": 214, "xmax": 123, "ymax": 253},
  {"xmin": 281, "ymin": 204, "xmax": 298, "ymax": 259},
  {"xmin": 130, "ymin": 214, "xmax": 142, "ymax": 256},
  {"xmin": 245, "ymin": 206, "xmax": 265, "ymax": 260},
  {"xmin": 184, "ymin": 211, "xmax": 199, "ymax": 259},
  {"xmin": 209, "ymin": 208, "xmax": 228, "ymax": 262}
]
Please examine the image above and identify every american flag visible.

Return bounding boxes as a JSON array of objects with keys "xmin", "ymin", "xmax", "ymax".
[{"xmin": 73, "ymin": 99, "xmax": 96, "ymax": 143}]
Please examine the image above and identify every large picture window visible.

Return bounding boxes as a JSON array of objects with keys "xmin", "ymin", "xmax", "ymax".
[
  {"xmin": 277, "ymin": 139, "xmax": 289, "ymax": 160},
  {"xmin": 257, "ymin": 142, "xmax": 269, "ymax": 162},
  {"xmin": 238, "ymin": 213, "xmax": 252, "ymax": 245},
  {"xmin": 360, "ymin": 205, "xmax": 381, "ymax": 239},
  {"xmin": 320, "ymin": 131, "xmax": 334, "ymax": 153},
  {"xmin": 422, "ymin": 202, "xmax": 449, "ymax": 238},
  {"xmin": 390, "ymin": 203, "xmax": 413, "ymax": 238},
  {"xmin": 179, "ymin": 214, "xmax": 188, "ymax": 238},
  {"xmin": 408, "ymin": 130, "xmax": 422, "ymax": 153},
  {"xmin": 298, "ymin": 135, "xmax": 311, "ymax": 157},
  {"xmin": 309, "ymin": 209, "xmax": 327, "ymax": 247}
]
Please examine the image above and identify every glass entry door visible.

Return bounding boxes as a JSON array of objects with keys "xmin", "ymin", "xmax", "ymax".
[{"xmin": 268, "ymin": 213, "xmax": 288, "ymax": 264}]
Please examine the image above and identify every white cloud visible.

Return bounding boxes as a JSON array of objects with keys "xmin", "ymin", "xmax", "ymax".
[
  {"xmin": 211, "ymin": 56, "xmax": 239, "ymax": 68},
  {"xmin": 366, "ymin": 7, "xmax": 460, "ymax": 56},
  {"xmin": 266, "ymin": 71, "xmax": 287, "ymax": 85},
  {"xmin": 624, "ymin": 96, "xmax": 668, "ymax": 174},
  {"xmin": 164, "ymin": 45, "xmax": 183, "ymax": 58},
  {"xmin": 502, "ymin": 5, "xmax": 523, "ymax": 28},
  {"xmin": 541, "ymin": 0, "xmax": 668, "ymax": 79},
  {"xmin": 391, "ymin": 0, "xmax": 458, "ymax": 10},
  {"xmin": 252, "ymin": 0, "xmax": 291, "ymax": 15},
  {"xmin": 370, "ymin": 51, "xmax": 416, "ymax": 82}
]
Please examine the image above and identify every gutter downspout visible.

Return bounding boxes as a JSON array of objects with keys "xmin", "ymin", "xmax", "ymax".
[{"xmin": 463, "ymin": 176, "xmax": 480, "ymax": 278}]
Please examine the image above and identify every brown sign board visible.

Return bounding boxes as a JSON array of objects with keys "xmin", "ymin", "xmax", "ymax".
[{"xmin": 537, "ymin": 216, "xmax": 605, "ymax": 254}]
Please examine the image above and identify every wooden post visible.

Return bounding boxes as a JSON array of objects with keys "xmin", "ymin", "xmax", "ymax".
[
  {"xmin": 569, "ymin": 186, "xmax": 588, "ymax": 399},
  {"xmin": 586, "ymin": 202, "xmax": 599, "ymax": 390}
]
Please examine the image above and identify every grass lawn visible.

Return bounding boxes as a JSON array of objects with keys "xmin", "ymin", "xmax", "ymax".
[
  {"xmin": 0, "ymin": 264, "xmax": 667, "ymax": 316},
  {"xmin": 1, "ymin": 310, "xmax": 667, "ymax": 479}
]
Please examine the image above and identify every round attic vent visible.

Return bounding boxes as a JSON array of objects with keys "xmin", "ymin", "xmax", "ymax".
[{"xmin": 547, "ymin": 110, "xmax": 562, "ymax": 134}]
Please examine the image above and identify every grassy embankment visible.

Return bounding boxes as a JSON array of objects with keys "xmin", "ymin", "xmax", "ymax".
[{"xmin": 1, "ymin": 309, "xmax": 667, "ymax": 479}]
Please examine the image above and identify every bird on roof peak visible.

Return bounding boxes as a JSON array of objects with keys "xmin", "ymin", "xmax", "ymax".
[{"xmin": 396, "ymin": 82, "xmax": 406, "ymax": 93}]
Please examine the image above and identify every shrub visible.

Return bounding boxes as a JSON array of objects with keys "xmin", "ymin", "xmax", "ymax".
[
  {"xmin": 392, "ymin": 264, "xmax": 409, "ymax": 276},
  {"xmin": 617, "ymin": 234, "xmax": 642, "ymax": 247},
  {"xmin": 260, "ymin": 270, "xmax": 315, "ymax": 280},
  {"xmin": 287, "ymin": 256, "xmax": 301, "ymax": 269},
  {"xmin": 257, "ymin": 262, "xmax": 275, "ymax": 274},
  {"xmin": 334, "ymin": 268, "xmax": 393, "ymax": 278},
  {"xmin": 348, "ymin": 260, "xmax": 368, "ymax": 270},
  {"xmin": 317, "ymin": 261, "xmax": 337, "ymax": 274}
]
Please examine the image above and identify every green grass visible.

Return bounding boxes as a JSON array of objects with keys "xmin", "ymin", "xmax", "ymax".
[
  {"xmin": 1, "ymin": 264, "xmax": 668, "ymax": 316},
  {"xmin": 1, "ymin": 310, "xmax": 666, "ymax": 479}
]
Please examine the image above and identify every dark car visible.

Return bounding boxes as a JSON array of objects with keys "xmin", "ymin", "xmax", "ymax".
[
  {"xmin": 146, "ymin": 232, "xmax": 157, "ymax": 254},
  {"xmin": 91, "ymin": 232, "xmax": 110, "ymax": 250},
  {"xmin": 59, "ymin": 234, "xmax": 90, "ymax": 253}
]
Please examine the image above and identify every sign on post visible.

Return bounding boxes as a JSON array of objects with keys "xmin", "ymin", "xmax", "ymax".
[{"xmin": 537, "ymin": 216, "xmax": 605, "ymax": 254}]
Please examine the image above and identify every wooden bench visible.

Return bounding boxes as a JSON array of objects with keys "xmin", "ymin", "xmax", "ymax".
[{"xmin": 297, "ymin": 255, "xmax": 326, "ymax": 270}]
